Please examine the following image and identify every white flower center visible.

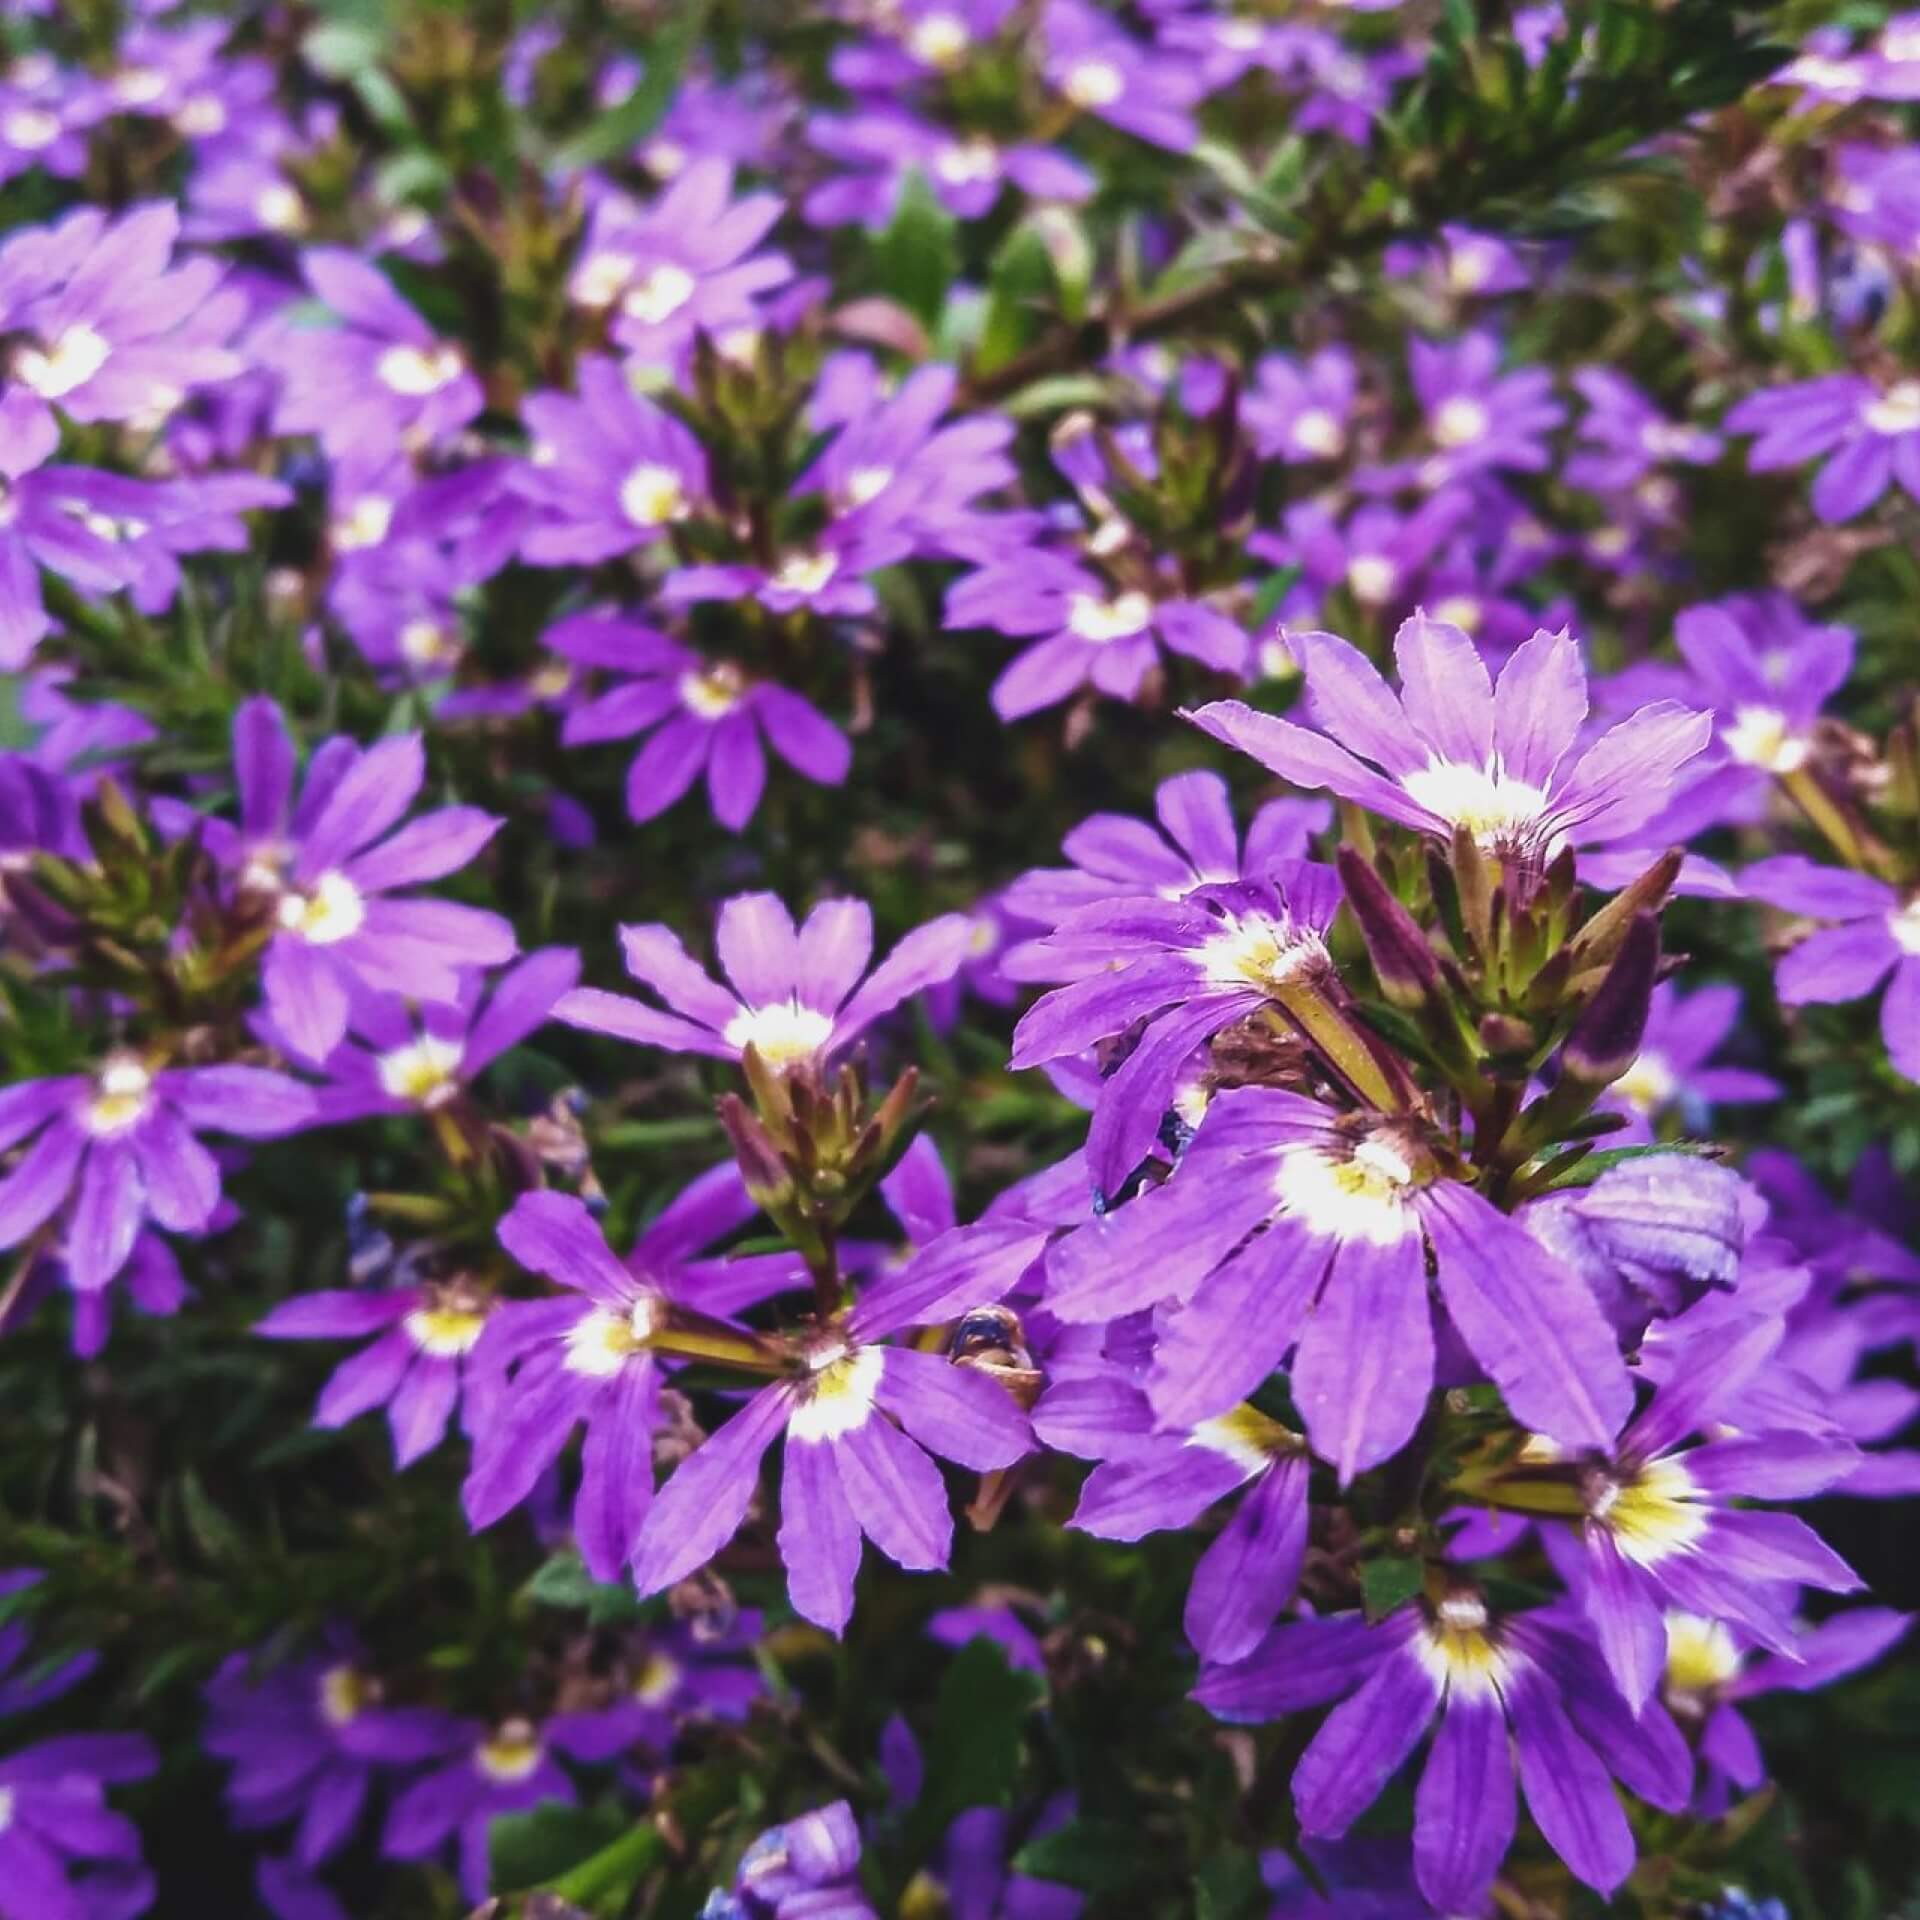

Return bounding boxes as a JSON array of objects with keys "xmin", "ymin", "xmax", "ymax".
[
  {"xmin": 572, "ymin": 250, "xmax": 633, "ymax": 309},
  {"xmin": 1432, "ymin": 395, "xmax": 1491, "ymax": 449},
  {"xmin": 1429, "ymin": 594, "xmax": 1483, "ymax": 634},
  {"xmin": 772, "ymin": 551, "xmax": 838, "ymax": 596},
  {"xmin": 564, "ymin": 1299, "xmax": 657, "ymax": 1377},
  {"xmin": 254, "ymin": 183, "xmax": 307, "ymax": 233},
  {"xmin": 622, "ymin": 262, "xmax": 697, "ymax": 327},
  {"xmin": 934, "ymin": 140, "xmax": 999, "ymax": 186},
  {"xmin": 1272, "ymin": 1137, "xmax": 1421, "ymax": 1246},
  {"xmin": 317, "ymin": 1663, "xmax": 370, "ymax": 1727},
  {"xmin": 1416, "ymin": 1594, "xmax": 1512, "ymax": 1700},
  {"xmin": 788, "ymin": 1344, "xmax": 885, "ymax": 1444},
  {"xmin": 845, "ymin": 464, "xmax": 896, "ymax": 507},
  {"xmin": 619, "ymin": 460, "xmax": 688, "ymax": 527},
  {"xmin": 3, "ymin": 107, "xmax": 59, "ymax": 149},
  {"xmin": 112, "ymin": 66, "xmax": 168, "ymax": 106},
  {"xmin": 277, "ymin": 870, "xmax": 367, "ymax": 945},
  {"xmin": 1865, "ymin": 381, "xmax": 1920, "ymax": 436},
  {"xmin": 86, "ymin": 1057, "xmax": 155, "ymax": 1137},
  {"xmin": 1888, "ymin": 899, "xmax": 1920, "ymax": 956},
  {"xmin": 633, "ymin": 1649, "xmax": 682, "ymax": 1706},
  {"xmin": 333, "ymin": 495, "xmax": 394, "ymax": 550},
  {"xmin": 1885, "ymin": 24, "xmax": 1920, "ymax": 61},
  {"xmin": 1589, "ymin": 1456, "xmax": 1708, "ymax": 1567},
  {"xmin": 1721, "ymin": 704, "xmax": 1808, "ymax": 774},
  {"xmin": 404, "ymin": 1304, "xmax": 488, "ymax": 1358},
  {"xmin": 1664, "ymin": 1611, "xmax": 1742, "ymax": 1694},
  {"xmin": 399, "ymin": 618, "xmax": 460, "ymax": 667},
  {"xmin": 1323, "ymin": 54, "xmax": 1368, "ymax": 97},
  {"xmin": 1197, "ymin": 911, "xmax": 1324, "ymax": 994},
  {"xmin": 1189, "ymin": 1403, "xmax": 1288, "ymax": 1474},
  {"xmin": 1063, "ymin": 58, "xmax": 1126, "ymax": 108},
  {"xmin": 1398, "ymin": 756, "xmax": 1550, "ymax": 847},
  {"xmin": 376, "ymin": 341, "xmax": 464, "ymax": 397},
  {"xmin": 645, "ymin": 138, "xmax": 687, "ymax": 177},
  {"xmin": 724, "ymin": 998, "xmax": 835, "ymax": 1068},
  {"xmin": 1218, "ymin": 20, "xmax": 1265, "ymax": 51},
  {"xmin": 475, "ymin": 1728, "xmax": 544, "ymax": 1783},
  {"xmin": 174, "ymin": 94, "xmax": 227, "ymax": 136},
  {"xmin": 1446, "ymin": 243, "xmax": 1497, "ymax": 293},
  {"xmin": 680, "ymin": 664, "xmax": 744, "ymax": 719},
  {"xmin": 1290, "ymin": 407, "xmax": 1344, "ymax": 457},
  {"xmin": 1346, "ymin": 555, "xmax": 1398, "ymax": 605},
  {"xmin": 377, "ymin": 1034, "xmax": 466, "ymax": 1107},
  {"xmin": 1067, "ymin": 590, "xmax": 1151, "ymax": 643},
  {"xmin": 907, "ymin": 13, "xmax": 970, "ymax": 66},
  {"xmin": 16, "ymin": 324, "xmax": 110, "ymax": 399},
  {"xmin": 1612, "ymin": 1050, "xmax": 1677, "ymax": 1115}
]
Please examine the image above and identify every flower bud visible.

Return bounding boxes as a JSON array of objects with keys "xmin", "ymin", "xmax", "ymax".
[
  {"xmin": 1337, "ymin": 846, "xmax": 1441, "ymax": 1012},
  {"xmin": 1561, "ymin": 913, "xmax": 1660, "ymax": 1089}
]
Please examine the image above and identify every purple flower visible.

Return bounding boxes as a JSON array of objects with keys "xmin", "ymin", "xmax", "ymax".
[
  {"xmin": 381, "ymin": 1710, "xmax": 637, "ymax": 1902},
  {"xmin": 0, "ymin": 201, "xmax": 242, "ymax": 431},
  {"xmin": 720, "ymin": 1800, "xmax": 874, "ymax": 1919},
  {"xmin": 267, "ymin": 249, "xmax": 482, "ymax": 459},
  {"xmin": 1465, "ymin": 1315, "xmax": 1861, "ymax": 1713},
  {"xmin": 1387, "ymin": 223, "xmax": 1531, "ymax": 299},
  {"xmin": 804, "ymin": 110, "xmax": 1091, "ymax": 227},
  {"xmin": 1743, "ymin": 854, "xmax": 1920, "ymax": 1082},
  {"xmin": 629, "ymin": 1274, "xmax": 1032, "ymax": 1631},
  {"xmin": 200, "ymin": 698, "xmax": 515, "ymax": 1062},
  {"xmin": 1725, "ymin": 371, "xmax": 1920, "ymax": 522},
  {"xmin": 549, "ymin": 615, "xmax": 849, "ymax": 831},
  {"xmin": 1244, "ymin": 348, "xmax": 1357, "ymax": 464},
  {"xmin": 1567, "ymin": 368, "xmax": 1722, "ymax": 494},
  {"xmin": 1041, "ymin": 1, "xmax": 1201, "ymax": 151},
  {"xmin": 949, "ymin": 552, "xmax": 1249, "ymax": 720},
  {"xmin": 1054, "ymin": 1390, "xmax": 1310, "ymax": 1664},
  {"xmin": 1189, "ymin": 617, "xmax": 1711, "ymax": 890},
  {"xmin": 1660, "ymin": 1606, "xmax": 1911, "ymax": 1815},
  {"xmin": 297, "ymin": 950, "xmax": 578, "ymax": 1124},
  {"xmin": 464, "ymin": 1180, "xmax": 804, "ymax": 1580},
  {"xmin": 510, "ymin": 358, "xmax": 709, "ymax": 565},
  {"xmin": 661, "ymin": 515, "xmax": 914, "ymax": 621},
  {"xmin": 1045, "ymin": 1087, "xmax": 1632, "ymax": 1481},
  {"xmin": 204, "ymin": 1643, "xmax": 462, "ymax": 1872},
  {"xmin": 1009, "ymin": 865, "xmax": 1344, "ymax": 1191},
  {"xmin": 1195, "ymin": 1593, "xmax": 1692, "ymax": 1910},
  {"xmin": 1245, "ymin": 493, "xmax": 1471, "ymax": 628},
  {"xmin": 0, "ymin": 1058, "xmax": 312, "ymax": 1293},
  {"xmin": 1405, "ymin": 331, "xmax": 1566, "ymax": 485},
  {"xmin": 567, "ymin": 159, "xmax": 791, "ymax": 364},
  {"xmin": 255, "ymin": 1276, "xmax": 499, "ymax": 1469},
  {"xmin": 557, "ymin": 891, "xmax": 971, "ymax": 1073}
]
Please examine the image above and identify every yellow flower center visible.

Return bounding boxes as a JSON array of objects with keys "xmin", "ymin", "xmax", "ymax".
[
  {"xmin": 1063, "ymin": 58, "xmax": 1125, "ymax": 108},
  {"xmin": 622, "ymin": 263, "xmax": 697, "ymax": 327},
  {"xmin": 680, "ymin": 664, "xmax": 745, "ymax": 719},
  {"xmin": 404, "ymin": 1306, "xmax": 488, "ymax": 1358},
  {"xmin": 1398, "ymin": 757, "xmax": 1550, "ymax": 848},
  {"xmin": 1067, "ymin": 590, "xmax": 1151, "ymax": 643},
  {"xmin": 317, "ymin": 1662, "xmax": 370, "ymax": 1727},
  {"xmin": 1587, "ymin": 1456, "xmax": 1709, "ymax": 1567},
  {"xmin": 475, "ymin": 1725, "xmax": 543, "ymax": 1782},
  {"xmin": 1722, "ymin": 705, "xmax": 1809, "ymax": 774},
  {"xmin": 376, "ymin": 342, "xmax": 465, "ymax": 397},
  {"xmin": 788, "ymin": 1344, "xmax": 884, "ymax": 1444},
  {"xmin": 633, "ymin": 1650, "xmax": 682, "ymax": 1707},
  {"xmin": 724, "ymin": 998, "xmax": 835, "ymax": 1069},
  {"xmin": 276, "ymin": 871, "xmax": 367, "ymax": 946},
  {"xmin": 1273, "ymin": 1135, "xmax": 1423, "ymax": 1246},
  {"xmin": 1189, "ymin": 1403, "xmax": 1292, "ymax": 1472},
  {"xmin": 1198, "ymin": 911, "xmax": 1324, "ymax": 994},
  {"xmin": 86, "ymin": 1057, "xmax": 155, "ymax": 1137},
  {"xmin": 620, "ymin": 462, "xmax": 687, "ymax": 527},
  {"xmin": 1664, "ymin": 1611, "xmax": 1742, "ymax": 1694},
  {"xmin": 377, "ymin": 1035, "xmax": 465, "ymax": 1107},
  {"xmin": 563, "ymin": 1300, "xmax": 657, "ymax": 1378}
]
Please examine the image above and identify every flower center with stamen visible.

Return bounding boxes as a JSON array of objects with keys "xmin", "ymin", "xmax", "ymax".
[
  {"xmin": 399, "ymin": 618, "xmax": 459, "ymax": 667},
  {"xmin": 1346, "ymin": 555, "xmax": 1397, "ymax": 605},
  {"xmin": 376, "ymin": 342, "xmax": 464, "ymax": 397},
  {"xmin": 1189, "ymin": 1403, "xmax": 1290, "ymax": 1473},
  {"xmin": 619, "ymin": 461, "xmax": 687, "ymax": 527},
  {"xmin": 1430, "ymin": 594, "xmax": 1483, "ymax": 633},
  {"xmin": 572, "ymin": 251, "xmax": 633, "ymax": 308},
  {"xmin": 254, "ymin": 183, "xmax": 307, "ymax": 233},
  {"xmin": 3, "ymin": 107, "xmax": 59, "ymax": 149},
  {"xmin": 1197, "ymin": 910, "xmax": 1324, "ymax": 994},
  {"xmin": 475, "ymin": 1724, "xmax": 543, "ymax": 1782},
  {"xmin": 86, "ymin": 1057, "xmax": 155, "ymax": 1137},
  {"xmin": 907, "ymin": 13, "xmax": 970, "ymax": 66},
  {"xmin": 1273, "ymin": 1133, "xmax": 1424, "ymax": 1245},
  {"xmin": 333, "ymin": 495, "xmax": 393, "ymax": 550},
  {"xmin": 934, "ymin": 139, "xmax": 998, "ymax": 186},
  {"xmin": 772, "ymin": 551, "xmax": 838, "ymax": 596},
  {"xmin": 174, "ymin": 95, "xmax": 226, "ymax": 136},
  {"xmin": 680, "ymin": 664, "xmax": 745, "ymax": 719},
  {"xmin": 1663, "ymin": 1611, "xmax": 1741, "ymax": 1695},
  {"xmin": 1584, "ymin": 1456, "xmax": 1708, "ymax": 1566},
  {"xmin": 633, "ymin": 1650, "xmax": 682, "ymax": 1706},
  {"xmin": 1432, "ymin": 395, "xmax": 1491, "ymax": 449},
  {"xmin": 724, "ymin": 998, "xmax": 835, "ymax": 1069},
  {"xmin": 1447, "ymin": 243, "xmax": 1497, "ymax": 293},
  {"xmin": 845, "ymin": 464, "xmax": 896, "ymax": 506},
  {"xmin": 1398, "ymin": 756, "xmax": 1550, "ymax": 850},
  {"xmin": 277, "ymin": 871, "xmax": 366, "ymax": 945},
  {"xmin": 112, "ymin": 66, "xmax": 167, "ymax": 106},
  {"xmin": 1063, "ymin": 59, "xmax": 1125, "ymax": 108},
  {"xmin": 1067, "ymin": 590, "xmax": 1151, "ymax": 643},
  {"xmin": 377, "ymin": 1034, "xmax": 466, "ymax": 1108},
  {"xmin": 1890, "ymin": 899, "xmax": 1920, "ymax": 957},
  {"xmin": 787, "ymin": 1343, "xmax": 884, "ymax": 1443},
  {"xmin": 317, "ymin": 1663, "xmax": 370, "ymax": 1727},
  {"xmin": 1611, "ymin": 1049, "xmax": 1677, "ymax": 1114},
  {"xmin": 404, "ymin": 1304, "xmax": 488, "ymax": 1358},
  {"xmin": 15, "ymin": 324, "xmax": 110, "ymax": 399},
  {"xmin": 1290, "ymin": 407, "xmax": 1344, "ymax": 457},
  {"xmin": 564, "ymin": 1297, "xmax": 658, "ymax": 1377},
  {"xmin": 622, "ymin": 262, "xmax": 697, "ymax": 327},
  {"xmin": 1417, "ymin": 1590, "xmax": 1511, "ymax": 1699},
  {"xmin": 1865, "ymin": 381, "xmax": 1920, "ymax": 435},
  {"xmin": 1722, "ymin": 704, "xmax": 1808, "ymax": 773}
]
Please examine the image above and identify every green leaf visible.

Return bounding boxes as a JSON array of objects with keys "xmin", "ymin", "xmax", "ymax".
[
  {"xmin": 523, "ymin": 1550, "xmax": 650, "ymax": 1626},
  {"xmin": 178, "ymin": 1471, "xmax": 246, "ymax": 1566},
  {"xmin": 913, "ymin": 1636, "xmax": 1046, "ymax": 1844},
  {"xmin": 1195, "ymin": 1848, "xmax": 1270, "ymax": 1920},
  {"xmin": 873, "ymin": 171, "xmax": 959, "ymax": 331},
  {"xmin": 544, "ymin": 1820, "xmax": 668, "ymax": 1906},
  {"xmin": 552, "ymin": 1, "xmax": 709, "ymax": 171},
  {"xmin": 1361, "ymin": 1555, "xmax": 1423, "ymax": 1623},
  {"xmin": 489, "ymin": 1804, "xmax": 629, "ymax": 1894},
  {"xmin": 1012, "ymin": 1818, "xmax": 1156, "ymax": 1893},
  {"xmin": 1533, "ymin": 1140, "xmax": 1721, "ymax": 1191},
  {"xmin": 976, "ymin": 221, "xmax": 1058, "ymax": 376}
]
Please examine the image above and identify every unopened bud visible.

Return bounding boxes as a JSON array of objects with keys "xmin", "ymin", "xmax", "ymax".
[
  {"xmin": 1561, "ymin": 913, "xmax": 1660, "ymax": 1088},
  {"xmin": 1337, "ymin": 847, "xmax": 1441, "ymax": 1011},
  {"xmin": 716, "ymin": 1093, "xmax": 791, "ymax": 1206},
  {"xmin": 1566, "ymin": 849, "xmax": 1682, "ymax": 974}
]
